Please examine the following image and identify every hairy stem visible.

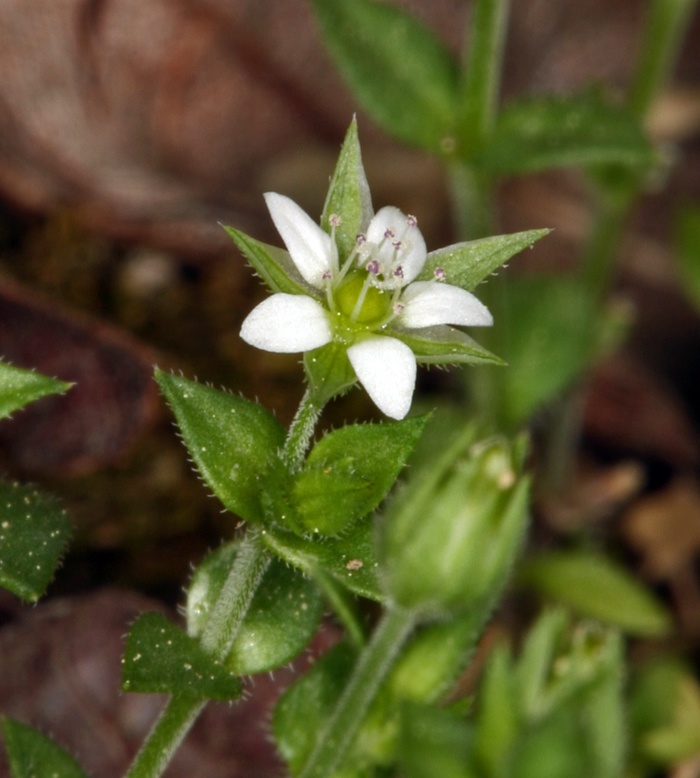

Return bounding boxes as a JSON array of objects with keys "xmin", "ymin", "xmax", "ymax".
[
  {"xmin": 282, "ymin": 387, "xmax": 323, "ymax": 472},
  {"xmin": 299, "ymin": 607, "xmax": 417, "ymax": 778}
]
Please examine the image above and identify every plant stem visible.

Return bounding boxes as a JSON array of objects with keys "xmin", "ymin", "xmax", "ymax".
[
  {"xmin": 200, "ymin": 527, "xmax": 271, "ymax": 657},
  {"xmin": 448, "ymin": 163, "xmax": 494, "ymax": 241},
  {"xmin": 312, "ymin": 565, "xmax": 367, "ymax": 648},
  {"xmin": 282, "ymin": 387, "xmax": 323, "ymax": 471},
  {"xmin": 582, "ymin": 203, "xmax": 627, "ymax": 300},
  {"xmin": 298, "ymin": 607, "xmax": 417, "ymax": 778},
  {"xmin": 459, "ymin": 0, "xmax": 511, "ymax": 154},
  {"xmin": 124, "ymin": 696, "xmax": 206, "ymax": 778},
  {"xmin": 628, "ymin": 0, "xmax": 699, "ymax": 119}
]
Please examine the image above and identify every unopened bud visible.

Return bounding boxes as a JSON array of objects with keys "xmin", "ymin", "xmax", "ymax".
[{"xmin": 379, "ymin": 429, "xmax": 530, "ymax": 616}]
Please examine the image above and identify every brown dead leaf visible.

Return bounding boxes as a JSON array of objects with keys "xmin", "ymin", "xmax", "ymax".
[
  {"xmin": 0, "ymin": 274, "xmax": 159, "ymax": 476},
  {"xmin": 623, "ymin": 477, "xmax": 700, "ymax": 579}
]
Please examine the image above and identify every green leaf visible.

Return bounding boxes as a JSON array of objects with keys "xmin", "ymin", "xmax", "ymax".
[
  {"xmin": 321, "ymin": 118, "xmax": 373, "ymax": 260},
  {"xmin": 476, "ymin": 94, "xmax": 657, "ymax": 175},
  {"xmin": 2, "ymin": 718, "xmax": 88, "ymax": 778},
  {"xmin": 475, "ymin": 643, "xmax": 518, "ymax": 777},
  {"xmin": 391, "ymin": 325, "xmax": 505, "ymax": 366},
  {"xmin": 521, "ymin": 551, "xmax": 673, "ymax": 637},
  {"xmin": 293, "ymin": 415, "xmax": 430, "ymax": 535},
  {"xmin": 122, "ymin": 612, "xmax": 242, "ymax": 700},
  {"xmin": 494, "ymin": 275, "xmax": 598, "ymax": 427},
  {"xmin": 311, "ymin": 0, "xmax": 458, "ymax": 153},
  {"xmin": 399, "ymin": 703, "xmax": 476, "ymax": 778},
  {"xmin": 304, "ymin": 341, "xmax": 358, "ymax": 407},
  {"xmin": 155, "ymin": 370, "xmax": 286, "ymax": 524},
  {"xmin": 417, "ymin": 229, "xmax": 551, "ymax": 290},
  {"xmin": 273, "ymin": 641, "xmax": 358, "ymax": 775},
  {"xmin": 187, "ymin": 541, "xmax": 324, "ymax": 675},
  {"xmin": 0, "ymin": 361, "xmax": 71, "ymax": 421},
  {"xmin": 0, "ymin": 481, "xmax": 71, "ymax": 602},
  {"xmin": 262, "ymin": 516, "xmax": 383, "ymax": 601},
  {"xmin": 223, "ymin": 226, "xmax": 316, "ymax": 297},
  {"xmin": 675, "ymin": 203, "xmax": 700, "ymax": 312}
]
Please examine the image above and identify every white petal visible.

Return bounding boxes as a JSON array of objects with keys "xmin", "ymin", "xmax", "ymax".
[
  {"xmin": 347, "ymin": 336, "xmax": 416, "ymax": 420},
  {"xmin": 240, "ymin": 294, "xmax": 332, "ymax": 353},
  {"xmin": 366, "ymin": 206, "xmax": 426, "ymax": 284},
  {"xmin": 398, "ymin": 282, "xmax": 493, "ymax": 328},
  {"xmin": 264, "ymin": 192, "xmax": 333, "ymax": 288}
]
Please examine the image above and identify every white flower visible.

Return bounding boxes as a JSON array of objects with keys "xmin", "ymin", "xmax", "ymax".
[{"xmin": 240, "ymin": 193, "xmax": 492, "ymax": 420}]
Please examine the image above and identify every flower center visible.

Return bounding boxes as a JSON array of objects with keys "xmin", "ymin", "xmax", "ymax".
[{"xmin": 334, "ymin": 272, "xmax": 391, "ymax": 325}]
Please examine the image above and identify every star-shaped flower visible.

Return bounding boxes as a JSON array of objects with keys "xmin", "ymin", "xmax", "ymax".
[
  {"xmin": 227, "ymin": 119, "xmax": 547, "ymax": 420},
  {"xmin": 240, "ymin": 194, "xmax": 492, "ymax": 419}
]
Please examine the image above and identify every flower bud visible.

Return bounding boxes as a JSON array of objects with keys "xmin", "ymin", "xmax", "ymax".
[{"xmin": 379, "ymin": 429, "xmax": 530, "ymax": 616}]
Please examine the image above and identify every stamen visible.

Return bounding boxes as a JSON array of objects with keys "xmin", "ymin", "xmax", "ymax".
[
  {"xmin": 393, "ymin": 266, "xmax": 404, "ymax": 279},
  {"xmin": 392, "ymin": 302, "xmax": 405, "ymax": 315},
  {"xmin": 333, "ymin": 234, "xmax": 367, "ymax": 289},
  {"xmin": 384, "ymin": 228, "xmax": 396, "ymax": 240},
  {"xmin": 366, "ymin": 260, "xmax": 380, "ymax": 276},
  {"xmin": 329, "ymin": 214, "xmax": 342, "ymax": 227},
  {"xmin": 434, "ymin": 267, "xmax": 446, "ymax": 282},
  {"xmin": 356, "ymin": 234, "xmax": 367, "ymax": 245},
  {"xmin": 406, "ymin": 215, "xmax": 417, "ymax": 228},
  {"xmin": 322, "ymin": 270, "xmax": 332, "ymax": 280},
  {"xmin": 350, "ymin": 274, "xmax": 374, "ymax": 322}
]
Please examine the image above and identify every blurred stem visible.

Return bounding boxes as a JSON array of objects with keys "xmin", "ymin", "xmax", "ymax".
[
  {"xmin": 543, "ymin": 387, "xmax": 588, "ymax": 495},
  {"xmin": 313, "ymin": 566, "xmax": 367, "ymax": 648},
  {"xmin": 628, "ymin": 0, "xmax": 699, "ymax": 119},
  {"xmin": 125, "ymin": 390, "xmax": 326, "ymax": 778},
  {"xmin": 459, "ymin": 0, "xmax": 511, "ymax": 153},
  {"xmin": 582, "ymin": 204, "xmax": 628, "ymax": 300},
  {"xmin": 299, "ymin": 607, "xmax": 417, "ymax": 778},
  {"xmin": 448, "ymin": 163, "xmax": 494, "ymax": 241}
]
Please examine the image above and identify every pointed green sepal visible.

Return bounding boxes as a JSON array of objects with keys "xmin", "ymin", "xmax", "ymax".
[
  {"xmin": 2, "ymin": 718, "xmax": 88, "ymax": 778},
  {"xmin": 187, "ymin": 541, "xmax": 323, "ymax": 675},
  {"xmin": 417, "ymin": 229, "xmax": 551, "ymax": 290},
  {"xmin": 155, "ymin": 370, "xmax": 286, "ymax": 524},
  {"xmin": 0, "ymin": 361, "xmax": 72, "ymax": 421},
  {"xmin": 262, "ymin": 515, "xmax": 383, "ymax": 602},
  {"xmin": 223, "ymin": 225, "xmax": 319, "ymax": 298},
  {"xmin": 122, "ymin": 612, "xmax": 243, "ymax": 700},
  {"xmin": 390, "ymin": 325, "xmax": 505, "ymax": 366},
  {"xmin": 293, "ymin": 414, "xmax": 430, "ymax": 535},
  {"xmin": 0, "ymin": 481, "xmax": 72, "ymax": 602},
  {"xmin": 303, "ymin": 341, "xmax": 358, "ymax": 407},
  {"xmin": 321, "ymin": 118, "xmax": 373, "ymax": 260}
]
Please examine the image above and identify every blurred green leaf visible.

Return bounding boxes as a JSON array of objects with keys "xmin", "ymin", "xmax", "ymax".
[
  {"xmin": 273, "ymin": 641, "xmax": 358, "ymax": 775},
  {"xmin": 476, "ymin": 642, "xmax": 518, "ymax": 777},
  {"xmin": 293, "ymin": 415, "xmax": 429, "ymax": 535},
  {"xmin": 187, "ymin": 541, "xmax": 323, "ymax": 675},
  {"xmin": 2, "ymin": 718, "xmax": 88, "ymax": 778},
  {"xmin": 417, "ymin": 229, "xmax": 551, "ymax": 291},
  {"xmin": 156, "ymin": 371, "xmax": 286, "ymax": 524},
  {"xmin": 675, "ymin": 203, "xmax": 700, "ymax": 312},
  {"xmin": 223, "ymin": 227, "xmax": 314, "ymax": 297},
  {"xmin": 321, "ymin": 118, "xmax": 374, "ymax": 259},
  {"xmin": 476, "ymin": 94, "xmax": 657, "ymax": 175},
  {"xmin": 0, "ymin": 481, "xmax": 71, "ymax": 602},
  {"xmin": 399, "ymin": 703, "xmax": 476, "ymax": 778},
  {"xmin": 0, "ymin": 361, "xmax": 71, "ymax": 421},
  {"xmin": 392, "ymin": 324, "xmax": 505, "ymax": 366},
  {"xmin": 311, "ymin": 0, "xmax": 458, "ymax": 153},
  {"xmin": 262, "ymin": 515, "xmax": 383, "ymax": 601},
  {"xmin": 493, "ymin": 275, "xmax": 598, "ymax": 427},
  {"xmin": 122, "ymin": 612, "xmax": 242, "ymax": 700},
  {"xmin": 521, "ymin": 551, "xmax": 672, "ymax": 637}
]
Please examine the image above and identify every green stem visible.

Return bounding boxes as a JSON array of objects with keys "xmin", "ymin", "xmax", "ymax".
[
  {"xmin": 125, "ymin": 696, "xmax": 205, "ymax": 778},
  {"xmin": 459, "ymin": 0, "xmax": 511, "ymax": 153},
  {"xmin": 313, "ymin": 566, "xmax": 367, "ymax": 648},
  {"xmin": 582, "ymin": 204, "xmax": 627, "ymax": 300},
  {"xmin": 628, "ymin": 0, "xmax": 699, "ymax": 119},
  {"xmin": 448, "ymin": 163, "xmax": 494, "ymax": 241},
  {"xmin": 282, "ymin": 387, "xmax": 323, "ymax": 471},
  {"xmin": 200, "ymin": 527, "xmax": 271, "ymax": 657},
  {"xmin": 299, "ymin": 607, "xmax": 417, "ymax": 778}
]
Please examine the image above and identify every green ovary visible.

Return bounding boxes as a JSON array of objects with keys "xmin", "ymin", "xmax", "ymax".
[{"xmin": 334, "ymin": 273, "xmax": 391, "ymax": 325}]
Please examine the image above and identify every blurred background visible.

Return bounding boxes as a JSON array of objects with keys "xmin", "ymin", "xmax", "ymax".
[{"xmin": 0, "ymin": 0, "xmax": 699, "ymax": 775}]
